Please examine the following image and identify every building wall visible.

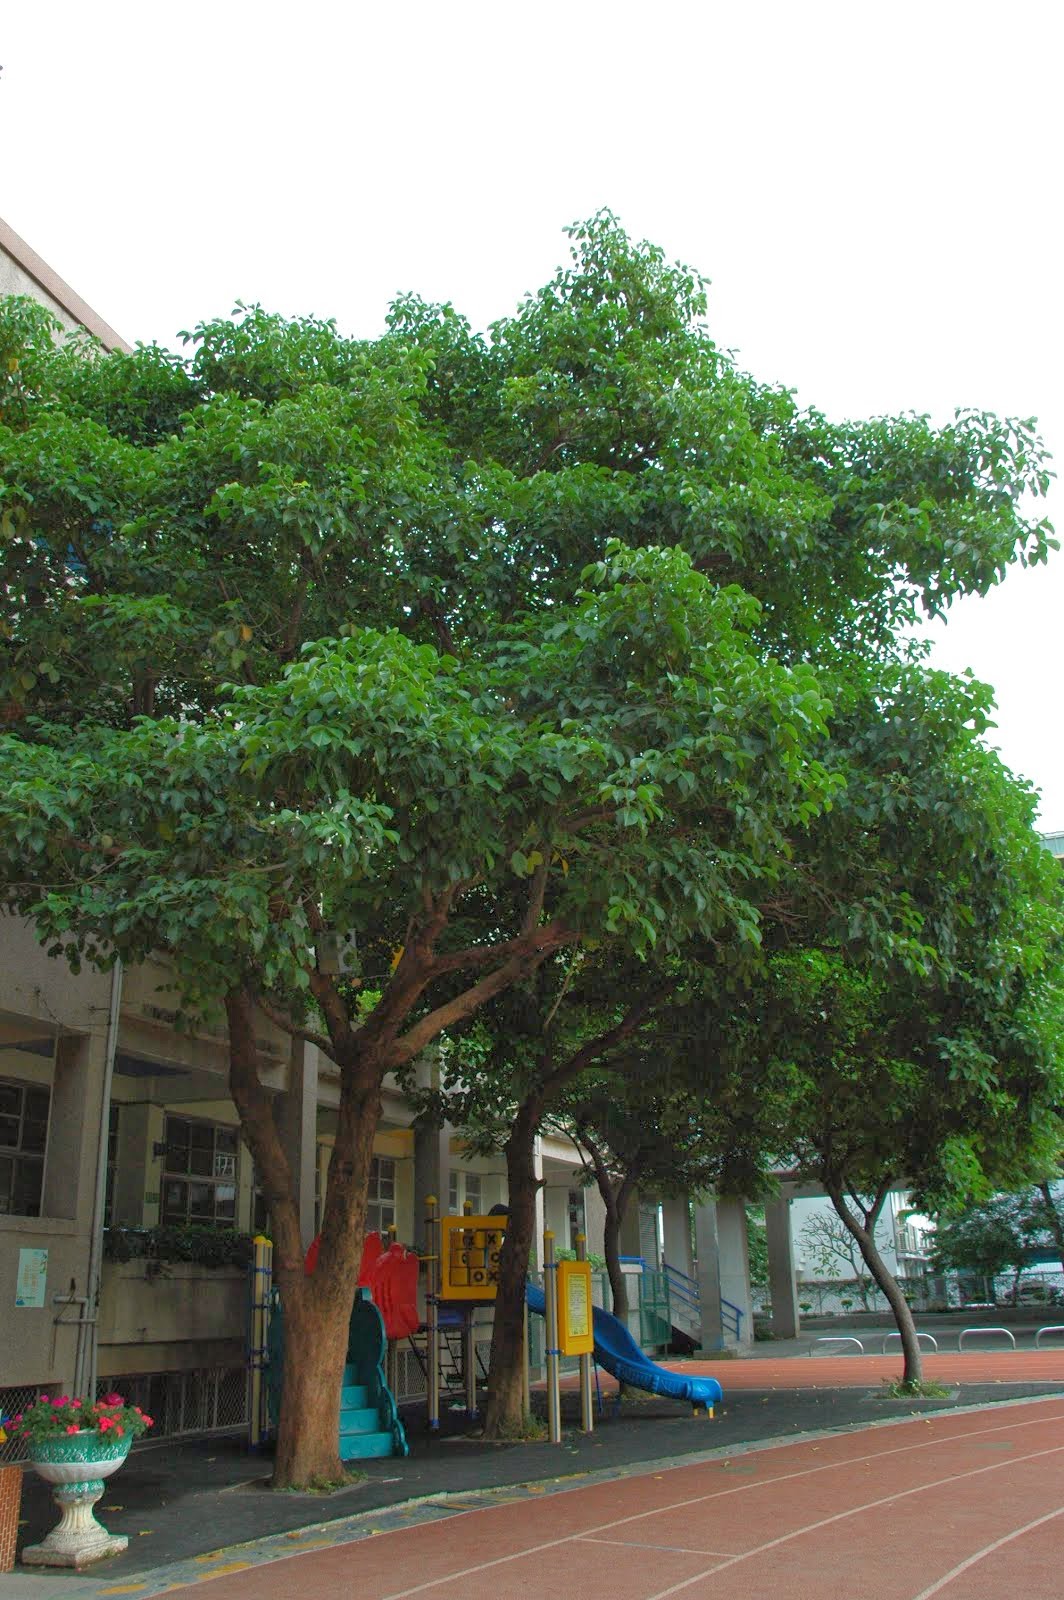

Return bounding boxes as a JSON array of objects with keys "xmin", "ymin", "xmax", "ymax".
[{"xmin": 0, "ymin": 214, "xmax": 131, "ymax": 351}]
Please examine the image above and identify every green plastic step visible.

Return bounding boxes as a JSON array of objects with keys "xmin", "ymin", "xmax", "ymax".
[
  {"xmin": 341, "ymin": 1384, "xmax": 370, "ymax": 1408},
  {"xmin": 340, "ymin": 1405, "xmax": 380, "ymax": 1433},
  {"xmin": 339, "ymin": 1429, "xmax": 395, "ymax": 1460}
]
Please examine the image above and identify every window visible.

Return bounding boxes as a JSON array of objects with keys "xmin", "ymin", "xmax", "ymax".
[
  {"xmin": 448, "ymin": 1170, "xmax": 482, "ymax": 1215},
  {"xmin": 367, "ymin": 1156, "xmax": 396, "ymax": 1235},
  {"xmin": 105, "ymin": 1104, "xmax": 121, "ymax": 1225},
  {"xmin": 161, "ymin": 1117, "xmax": 238, "ymax": 1227},
  {"xmin": 0, "ymin": 1079, "xmax": 50, "ymax": 1217}
]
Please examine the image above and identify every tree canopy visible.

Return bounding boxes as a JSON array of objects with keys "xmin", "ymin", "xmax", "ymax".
[{"xmin": 1, "ymin": 211, "xmax": 1058, "ymax": 1464}]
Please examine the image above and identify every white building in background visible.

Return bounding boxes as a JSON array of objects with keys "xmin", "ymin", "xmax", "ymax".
[{"xmin": 0, "ymin": 214, "xmax": 130, "ymax": 352}]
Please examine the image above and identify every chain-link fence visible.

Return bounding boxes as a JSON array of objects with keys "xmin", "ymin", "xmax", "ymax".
[{"xmin": 0, "ymin": 1387, "xmax": 41, "ymax": 1463}]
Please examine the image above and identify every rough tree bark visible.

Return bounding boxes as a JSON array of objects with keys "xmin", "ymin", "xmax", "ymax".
[
  {"xmin": 482, "ymin": 1099, "xmax": 542, "ymax": 1438},
  {"xmin": 827, "ymin": 1181, "xmax": 924, "ymax": 1385},
  {"xmin": 225, "ymin": 987, "xmax": 383, "ymax": 1487}
]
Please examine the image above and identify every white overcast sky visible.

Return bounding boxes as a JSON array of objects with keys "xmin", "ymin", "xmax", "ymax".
[{"xmin": 4, "ymin": 1, "xmax": 1061, "ymax": 821}]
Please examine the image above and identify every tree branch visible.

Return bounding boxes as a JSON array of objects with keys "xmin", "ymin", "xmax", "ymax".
[
  {"xmin": 383, "ymin": 926, "xmax": 578, "ymax": 1070},
  {"xmin": 253, "ymin": 993, "xmax": 332, "ymax": 1056}
]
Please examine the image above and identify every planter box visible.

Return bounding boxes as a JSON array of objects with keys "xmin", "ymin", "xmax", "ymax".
[{"xmin": 98, "ymin": 1261, "xmax": 246, "ymax": 1352}]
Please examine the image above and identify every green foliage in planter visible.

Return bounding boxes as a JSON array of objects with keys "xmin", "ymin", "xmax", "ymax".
[{"xmin": 103, "ymin": 1225, "xmax": 254, "ymax": 1269}]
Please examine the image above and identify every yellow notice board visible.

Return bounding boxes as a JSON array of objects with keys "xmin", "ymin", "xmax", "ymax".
[
  {"xmin": 439, "ymin": 1215, "xmax": 506, "ymax": 1300},
  {"xmin": 557, "ymin": 1259, "xmax": 594, "ymax": 1355}
]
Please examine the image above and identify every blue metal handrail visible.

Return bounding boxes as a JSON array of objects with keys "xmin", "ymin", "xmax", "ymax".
[
  {"xmin": 721, "ymin": 1296, "xmax": 744, "ymax": 1342},
  {"xmin": 664, "ymin": 1259, "xmax": 744, "ymax": 1343}
]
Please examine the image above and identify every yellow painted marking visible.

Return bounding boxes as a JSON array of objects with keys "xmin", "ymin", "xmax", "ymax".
[
  {"xmin": 97, "ymin": 1584, "xmax": 148, "ymax": 1594},
  {"xmin": 199, "ymin": 1562, "xmax": 250, "ymax": 1578}
]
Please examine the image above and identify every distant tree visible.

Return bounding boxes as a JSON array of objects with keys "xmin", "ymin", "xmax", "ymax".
[
  {"xmin": 932, "ymin": 1189, "xmax": 1062, "ymax": 1301},
  {"xmin": 799, "ymin": 1209, "xmax": 892, "ymax": 1310},
  {"xmin": 746, "ymin": 1207, "xmax": 769, "ymax": 1291}
]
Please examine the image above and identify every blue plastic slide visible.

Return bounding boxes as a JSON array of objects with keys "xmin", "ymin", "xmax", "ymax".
[{"xmin": 526, "ymin": 1282, "xmax": 722, "ymax": 1410}]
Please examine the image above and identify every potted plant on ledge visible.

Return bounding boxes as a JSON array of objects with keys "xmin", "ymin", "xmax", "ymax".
[{"xmin": 11, "ymin": 1393, "xmax": 153, "ymax": 1568}]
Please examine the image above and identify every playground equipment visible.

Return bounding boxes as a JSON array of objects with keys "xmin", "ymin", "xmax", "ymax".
[
  {"xmin": 258, "ymin": 1207, "xmax": 724, "ymax": 1456},
  {"xmin": 262, "ymin": 1230, "xmax": 414, "ymax": 1461},
  {"xmin": 526, "ymin": 1277, "xmax": 722, "ymax": 1416}
]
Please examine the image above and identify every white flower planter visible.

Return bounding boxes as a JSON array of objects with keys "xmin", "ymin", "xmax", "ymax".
[{"xmin": 21, "ymin": 1432, "xmax": 132, "ymax": 1569}]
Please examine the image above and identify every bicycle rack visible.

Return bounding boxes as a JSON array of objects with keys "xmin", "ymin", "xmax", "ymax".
[
  {"xmin": 881, "ymin": 1331, "xmax": 938, "ymax": 1354},
  {"xmin": 958, "ymin": 1326, "xmax": 1016, "ymax": 1350},
  {"xmin": 811, "ymin": 1336, "xmax": 865, "ymax": 1355}
]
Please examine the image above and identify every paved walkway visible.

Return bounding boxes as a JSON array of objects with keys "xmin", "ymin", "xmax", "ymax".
[{"xmin": 129, "ymin": 1396, "xmax": 1064, "ymax": 1600}]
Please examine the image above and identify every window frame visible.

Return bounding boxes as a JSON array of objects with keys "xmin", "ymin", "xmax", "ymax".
[
  {"xmin": 160, "ymin": 1114, "xmax": 240, "ymax": 1229},
  {"xmin": 0, "ymin": 1076, "xmax": 50, "ymax": 1218}
]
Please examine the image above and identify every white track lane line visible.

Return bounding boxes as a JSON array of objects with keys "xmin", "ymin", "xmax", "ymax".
[
  {"xmin": 639, "ymin": 1442, "xmax": 1064, "ymax": 1600},
  {"xmin": 378, "ymin": 1402, "xmax": 1064, "ymax": 1600},
  {"xmin": 908, "ymin": 1504, "xmax": 1064, "ymax": 1600}
]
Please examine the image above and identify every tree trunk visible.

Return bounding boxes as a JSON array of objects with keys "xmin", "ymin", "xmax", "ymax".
[
  {"xmin": 271, "ymin": 1271, "xmax": 352, "ymax": 1486},
  {"xmin": 828, "ymin": 1187, "xmax": 924, "ymax": 1384},
  {"xmin": 603, "ymin": 1200, "xmax": 628, "ymax": 1322},
  {"xmin": 1038, "ymin": 1181, "xmax": 1064, "ymax": 1263},
  {"xmin": 225, "ymin": 987, "xmax": 385, "ymax": 1488},
  {"xmin": 482, "ymin": 1102, "xmax": 540, "ymax": 1438}
]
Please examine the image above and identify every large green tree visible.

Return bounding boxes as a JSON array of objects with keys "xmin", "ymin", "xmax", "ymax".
[
  {"xmin": 0, "ymin": 213, "xmax": 1054, "ymax": 1469},
  {"xmin": 713, "ymin": 683, "xmax": 1064, "ymax": 1383}
]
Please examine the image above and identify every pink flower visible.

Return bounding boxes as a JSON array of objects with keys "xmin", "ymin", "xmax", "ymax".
[
  {"xmin": 65, "ymin": 1425, "xmax": 79, "ymax": 1435},
  {"xmin": 101, "ymin": 1392, "xmax": 124, "ymax": 1407},
  {"xmin": 12, "ymin": 1415, "xmax": 22, "ymax": 1425},
  {"xmin": 52, "ymin": 1396, "xmax": 68, "ymax": 1407},
  {"xmin": 98, "ymin": 1417, "xmax": 113, "ymax": 1431},
  {"xmin": 114, "ymin": 1426, "xmax": 124, "ymax": 1438}
]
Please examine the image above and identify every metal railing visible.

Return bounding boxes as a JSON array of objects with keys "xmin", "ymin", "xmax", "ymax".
[
  {"xmin": 721, "ymin": 1296, "xmax": 744, "ymax": 1342},
  {"xmin": 958, "ymin": 1326, "xmax": 1016, "ymax": 1351},
  {"xmin": 881, "ymin": 1331, "xmax": 938, "ymax": 1354}
]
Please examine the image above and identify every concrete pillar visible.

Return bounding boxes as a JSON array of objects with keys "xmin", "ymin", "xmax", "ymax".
[
  {"xmin": 618, "ymin": 1193, "xmax": 641, "ymax": 1258},
  {"xmin": 112, "ymin": 1101, "xmax": 152, "ymax": 1227},
  {"xmin": 692, "ymin": 1198, "xmax": 724, "ymax": 1353},
  {"xmin": 413, "ymin": 1120, "xmax": 451, "ymax": 1252},
  {"xmin": 716, "ymin": 1197, "xmax": 754, "ymax": 1345},
  {"xmin": 276, "ymin": 1040, "xmax": 319, "ymax": 1249},
  {"xmin": 765, "ymin": 1196, "xmax": 800, "ymax": 1339},
  {"xmin": 661, "ymin": 1197, "xmax": 693, "ymax": 1276},
  {"xmin": 532, "ymin": 1136, "xmax": 546, "ymax": 1269},
  {"xmin": 583, "ymin": 1184, "xmax": 607, "ymax": 1260},
  {"xmin": 42, "ymin": 1031, "xmax": 98, "ymax": 1222}
]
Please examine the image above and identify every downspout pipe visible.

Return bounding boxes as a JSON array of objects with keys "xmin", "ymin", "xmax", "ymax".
[{"xmin": 77, "ymin": 957, "xmax": 123, "ymax": 1400}]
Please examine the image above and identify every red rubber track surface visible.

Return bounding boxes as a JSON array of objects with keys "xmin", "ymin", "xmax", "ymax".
[
  {"xmin": 579, "ymin": 1349, "xmax": 1064, "ymax": 1390},
  {"xmin": 165, "ymin": 1397, "xmax": 1064, "ymax": 1600}
]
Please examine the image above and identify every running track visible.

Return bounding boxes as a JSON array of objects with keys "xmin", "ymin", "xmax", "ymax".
[
  {"xmin": 164, "ymin": 1396, "xmax": 1064, "ymax": 1600},
  {"xmin": 605, "ymin": 1348, "xmax": 1064, "ymax": 1390}
]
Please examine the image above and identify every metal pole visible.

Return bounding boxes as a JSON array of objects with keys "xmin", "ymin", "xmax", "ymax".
[
  {"xmin": 576, "ymin": 1232, "xmax": 593, "ymax": 1434},
  {"xmin": 426, "ymin": 1195, "xmax": 440, "ymax": 1432},
  {"xmin": 248, "ymin": 1234, "xmax": 272, "ymax": 1447},
  {"xmin": 521, "ymin": 1294, "xmax": 531, "ymax": 1420},
  {"xmin": 79, "ymin": 958, "xmax": 123, "ymax": 1401},
  {"xmin": 543, "ymin": 1229, "xmax": 561, "ymax": 1443}
]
